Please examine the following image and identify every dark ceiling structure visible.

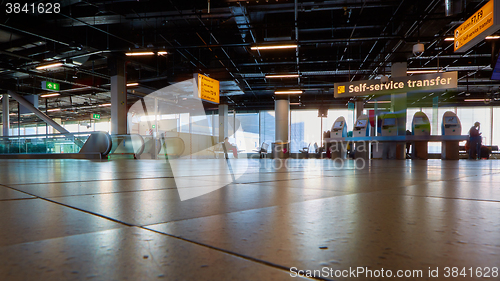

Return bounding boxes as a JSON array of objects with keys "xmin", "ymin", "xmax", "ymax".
[{"xmin": 1, "ymin": 0, "xmax": 500, "ymax": 123}]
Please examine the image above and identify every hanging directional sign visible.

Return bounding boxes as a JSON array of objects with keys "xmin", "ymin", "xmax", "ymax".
[
  {"xmin": 194, "ymin": 73, "xmax": 220, "ymax": 104},
  {"xmin": 41, "ymin": 81, "xmax": 60, "ymax": 91},
  {"xmin": 454, "ymin": 0, "xmax": 500, "ymax": 53}
]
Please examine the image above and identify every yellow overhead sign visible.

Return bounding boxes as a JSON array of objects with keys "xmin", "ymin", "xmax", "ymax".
[
  {"xmin": 194, "ymin": 73, "xmax": 219, "ymax": 104},
  {"xmin": 454, "ymin": 0, "xmax": 500, "ymax": 52}
]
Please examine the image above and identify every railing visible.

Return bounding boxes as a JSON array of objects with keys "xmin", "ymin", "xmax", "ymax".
[{"xmin": 0, "ymin": 131, "xmax": 112, "ymax": 158}]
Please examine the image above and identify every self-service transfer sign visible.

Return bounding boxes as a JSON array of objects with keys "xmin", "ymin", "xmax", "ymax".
[
  {"xmin": 334, "ymin": 72, "xmax": 457, "ymax": 98},
  {"xmin": 194, "ymin": 73, "xmax": 220, "ymax": 104},
  {"xmin": 454, "ymin": 0, "xmax": 500, "ymax": 53}
]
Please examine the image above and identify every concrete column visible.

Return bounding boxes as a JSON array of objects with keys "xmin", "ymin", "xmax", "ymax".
[
  {"xmin": 391, "ymin": 62, "xmax": 407, "ymax": 159},
  {"xmin": 2, "ymin": 94, "xmax": 9, "ymax": 136},
  {"xmin": 275, "ymin": 97, "xmax": 289, "ymax": 143},
  {"xmin": 110, "ymin": 58, "xmax": 127, "ymax": 135},
  {"xmin": 218, "ymin": 104, "xmax": 228, "ymax": 142},
  {"xmin": 355, "ymin": 100, "xmax": 364, "ymax": 120}
]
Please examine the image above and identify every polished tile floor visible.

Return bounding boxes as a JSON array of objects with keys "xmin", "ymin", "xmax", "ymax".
[{"xmin": 0, "ymin": 158, "xmax": 499, "ymax": 280}]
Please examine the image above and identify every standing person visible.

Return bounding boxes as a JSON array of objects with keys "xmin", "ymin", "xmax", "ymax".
[
  {"xmin": 224, "ymin": 137, "xmax": 238, "ymax": 158},
  {"xmin": 468, "ymin": 122, "xmax": 482, "ymax": 160}
]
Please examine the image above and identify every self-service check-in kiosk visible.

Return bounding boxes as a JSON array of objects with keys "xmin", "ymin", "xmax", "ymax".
[
  {"xmin": 353, "ymin": 114, "xmax": 370, "ymax": 159},
  {"xmin": 441, "ymin": 111, "xmax": 462, "ymax": 160},
  {"xmin": 381, "ymin": 113, "xmax": 398, "ymax": 159},
  {"xmin": 329, "ymin": 116, "xmax": 347, "ymax": 159},
  {"xmin": 411, "ymin": 112, "xmax": 431, "ymax": 160}
]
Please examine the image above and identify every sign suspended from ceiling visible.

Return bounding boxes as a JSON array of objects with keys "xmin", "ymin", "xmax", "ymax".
[
  {"xmin": 194, "ymin": 73, "xmax": 220, "ymax": 104},
  {"xmin": 333, "ymin": 72, "xmax": 458, "ymax": 98},
  {"xmin": 454, "ymin": 0, "xmax": 500, "ymax": 53}
]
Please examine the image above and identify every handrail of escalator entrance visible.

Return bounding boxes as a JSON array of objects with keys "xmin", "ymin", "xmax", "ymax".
[
  {"xmin": 108, "ymin": 134, "xmax": 145, "ymax": 156},
  {"xmin": 102, "ymin": 132, "xmax": 113, "ymax": 156}
]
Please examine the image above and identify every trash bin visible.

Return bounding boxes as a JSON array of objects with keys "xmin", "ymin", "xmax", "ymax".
[{"xmin": 272, "ymin": 142, "xmax": 289, "ymax": 159}]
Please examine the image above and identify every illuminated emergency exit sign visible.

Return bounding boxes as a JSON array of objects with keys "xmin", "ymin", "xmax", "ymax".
[
  {"xmin": 91, "ymin": 113, "xmax": 101, "ymax": 120},
  {"xmin": 41, "ymin": 81, "xmax": 60, "ymax": 91}
]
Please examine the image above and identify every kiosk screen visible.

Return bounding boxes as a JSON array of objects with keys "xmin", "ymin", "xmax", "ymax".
[
  {"xmin": 414, "ymin": 117, "xmax": 427, "ymax": 125},
  {"xmin": 333, "ymin": 121, "xmax": 343, "ymax": 129},
  {"xmin": 384, "ymin": 118, "xmax": 396, "ymax": 126},
  {"xmin": 355, "ymin": 119, "xmax": 367, "ymax": 127},
  {"xmin": 445, "ymin": 116, "xmax": 458, "ymax": 124}
]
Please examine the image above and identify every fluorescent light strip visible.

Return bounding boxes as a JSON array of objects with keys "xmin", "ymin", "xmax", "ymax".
[
  {"xmin": 290, "ymin": 103, "xmax": 301, "ymax": 105},
  {"xmin": 158, "ymin": 51, "xmax": 168, "ymax": 55},
  {"xmin": 265, "ymin": 74, "xmax": 300, "ymax": 78},
  {"xmin": 444, "ymin": 37, "xmax": 454, "ymax": 41},
  {"xmin": 35, "ymin": 62, "xmax": 63, "ymax": 70},
  {"xmin": 40, "ymin": 93, "xmax": 60, "ymax": 98},
  {"xmin": 126, "ymin": 83, "xmax": 139, "ymax": 87},
  {"xmin": 251, "ymin": 44, "xmax": 297, "ymax": 50},
  {"xmin": 486, "ymin": 35, "xmax": 500, "ymax": 39},
  {"xmin": 47, "ymin": 108, "xmax": 61, "ymax": 112},
  {"xmin": 125, "ymin": 52, "xmax": 155, "ymax": 56},
  {"xmin": 275, "ymin": 90, "xmax": 302, "ymax": 95},
  {"xmin": 464, "ymin": 99, "xmax": 489, "ymax": 102},
  {"xmin": 407, "ymin": 70, "xmax": 444, "ymax": 74},
  {"xmin": 99, "ymin": 103, "xmax": 111, "ymax": 107},
  {"xmin": 367, "ymin": 101, "xmax": 391, "ymax": 104}
]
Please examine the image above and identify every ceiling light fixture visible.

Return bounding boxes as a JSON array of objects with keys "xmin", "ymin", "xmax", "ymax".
[
  {"xmin": 265, "ymin": 74, "xmax": 300, "ymax": 78},
  {"xmin": 275, "ymin": 90, "xmax": 302, "ymax": 95},
  {"xmin": 290, "ymin": 102, "xmax": 301, "ymax": 105},
  {"xmin": 47, "ymin": 108, "xmax": 61, "ymax": 112},
  {"xmin": 407, "ymin": 70, "xmax": 444, "ymax": 74},
  {"xmin": 486, "ymin": 35, "xmax": 500, "ymax": 40},
  {"xmin": 40, "ymin": 93, "xmax": 60, "ymax": 98},
  {"xmin": 125, "ymin": 52, "xmax": 155, "ymax": 56},
  {"xmin": 126, "ymin": 83, "xmax": 139, "ymax": 87},
  {"xmin": 444, "ymin": 37, "xmax": 454, "ymax": 41},
  {"xmin": 251, "ymin": 44, "xmax": 297, "ymax": 50},
  {"xmin": 464, "ymin": 99, "xmax": 490, "ymax": 102},
  {"xmin": 158, "ymin": 51, "xmax": 168, "ymax": 55},
  {"xmin": 35, "ymin": 62, "xmax": 63, "ymax": 70},
  {"xmin": 367, "ymin": 100, "xmax": 391, "ymax": 104},
  {"xmin": 99, "ymin": 103, "xmax": 111, "ymax": 107}
]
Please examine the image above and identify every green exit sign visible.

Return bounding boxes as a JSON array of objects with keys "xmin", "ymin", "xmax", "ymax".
[
  {"xmin": 91, "ymin": 113, "xmax": 101, "ymax": 120},
  {"xmin": 152, "ymin": 125, "xmax": 156, "ymax": 129},
  {"xmin": 41, "ymin": 81, "xmax": 60, "ymax": 91}
]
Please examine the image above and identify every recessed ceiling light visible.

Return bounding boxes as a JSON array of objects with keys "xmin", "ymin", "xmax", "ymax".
[
  {"xmin": 275, "ymin": 90, "xmax": 302, "ymax": 94},
  {"xmin": 40, "ymin": 93, "xmax": 60, "ymax": 98},
  {"xmin": 125, "ymin": 52, "xmax": 155, "ymax": 56},
  {"xmin": 35, "ymin": 62, "xmax": 63, "ymax": 70},
  {"xmin": 251, "ymin": 44, "xmax": 297, "ymax": 50},
  {"xmin": 265, "ymin": 74, "xmax": 300, "ymax": 78}
]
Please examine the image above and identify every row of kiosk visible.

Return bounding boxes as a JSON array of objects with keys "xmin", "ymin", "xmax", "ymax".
[{"xmin": 324, "ymin": 111, "xmax": 468, "ymax": 160}]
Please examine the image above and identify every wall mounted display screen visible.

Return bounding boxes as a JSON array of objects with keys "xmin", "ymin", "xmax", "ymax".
[
  {"xmin": 413, "ymin": 117, "xmax": 427, "ymax": 125},
  {"xmin": 383, "ymin": 118, "xmax": 396, "ymax": 126},
  {"xmin": 444, "ymin": 116, "xmax": 458, "ymax": 124},
  {"xmin": 355, "ymin": 119, "xmax": 367, "ymax": 127},
  {"xmin": 333, "ymin": 121, "xmax": 343, "ymax": 129}
]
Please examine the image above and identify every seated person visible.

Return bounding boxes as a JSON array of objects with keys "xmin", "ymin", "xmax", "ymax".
[{"xmin": 223, "ymin": 137, "xmax": 238, "ymax": 158}]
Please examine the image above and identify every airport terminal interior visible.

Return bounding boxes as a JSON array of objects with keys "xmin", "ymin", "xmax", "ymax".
[{"xmin": 1, "ymin": 0, "xmax": 500, "ymax": 280}]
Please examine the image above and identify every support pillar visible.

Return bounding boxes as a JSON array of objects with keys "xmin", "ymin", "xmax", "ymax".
[
  {"xmin": 355, "ymin": 101, "xmax": 364, "ymax": 120},
  {"xmin": 390, "ymin": 62, "xmax": 408, "ymax": 160},
  {"xmin": 218, "ymin": 104, "xmax": 228, "ymax": 142},
  {"xmin": 274, "ymin": 96, "xmax": 290, "ymax": 158},
  {"xmin": 2, "ymin": 94, "xmax": 9, "ymax": 136},
  {"xmin": 110, "ymin": 58, "xmax": 127, "ymax": 135}
]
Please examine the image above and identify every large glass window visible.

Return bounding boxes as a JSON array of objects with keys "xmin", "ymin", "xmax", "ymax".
[
  {"xmin": 235, "ymin": 113, "xmax": 259, "ymax": 152},
  {"xmin": 259, "ymin": 111, "xmax": 275, "ymax": 152}
]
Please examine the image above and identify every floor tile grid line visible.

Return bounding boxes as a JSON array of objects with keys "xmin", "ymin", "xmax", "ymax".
[
  {"xmin": 140, "ymin": 226, "xmax": 331, "ymax": 281},
  {"xmin": 0, "ymin": 183, "xmax": 329, "ymax": 281},
  {"xmin": 0, "ymin": 183, "xmax": 136, "ymax": 227}
]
